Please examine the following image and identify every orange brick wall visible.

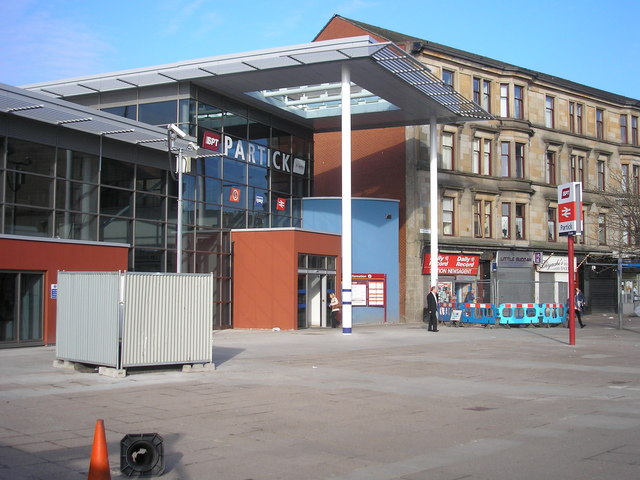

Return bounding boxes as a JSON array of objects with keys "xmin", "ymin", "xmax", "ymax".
[
  {"xmin": 0, "ymin": 238, "xmax": 129, "ymax": 344},
  {"xmin": 232, "ymin": 230, "xmax": 341, "ymax": 330}
]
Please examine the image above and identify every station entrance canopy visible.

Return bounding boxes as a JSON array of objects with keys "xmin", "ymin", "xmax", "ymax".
[{"xmin": 25, "ymin": 36, "xmax": 492, "ymax": 132}]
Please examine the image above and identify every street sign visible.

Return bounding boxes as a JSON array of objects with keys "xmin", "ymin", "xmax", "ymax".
[{"xmin": 557, "ymin": 182, "xmax": 582, "ymax": 236}]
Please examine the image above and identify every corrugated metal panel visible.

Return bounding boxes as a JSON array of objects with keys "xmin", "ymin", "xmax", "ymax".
[
  {"xmin": 121, "ymin": 273, "xmax": 213, "ymax": 367},
  {"xmin": 56, "ymin": 272, "xmax": 120, "ymax": 367}
]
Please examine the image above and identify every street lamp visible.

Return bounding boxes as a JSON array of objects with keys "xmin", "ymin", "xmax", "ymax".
[{"xmin": 167, "ymin": 124, "xmax": 195, "ymax": 274}]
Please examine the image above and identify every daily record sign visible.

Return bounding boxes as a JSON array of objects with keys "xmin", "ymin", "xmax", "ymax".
[{"xmin": 557, "ymin": 182, "xmax": 582, "ymax": 236}]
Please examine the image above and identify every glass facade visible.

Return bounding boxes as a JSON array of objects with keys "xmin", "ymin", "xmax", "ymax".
[{"xmin": 1, "ymin": 86, "xmax": 313, "ymax": 330}]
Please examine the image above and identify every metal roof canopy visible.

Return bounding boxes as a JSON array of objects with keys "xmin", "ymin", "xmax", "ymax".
[
  {"xmin": 0, "ymin": 83, "xmax": 198, "ymax": 154},
  {"xmin": 25, "ymin": 36, "xmax": 492, "ymax": 133}
]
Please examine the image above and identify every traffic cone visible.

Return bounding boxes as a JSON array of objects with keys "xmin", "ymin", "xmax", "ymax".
[{"xmin": 88, "ymin": 419, "xmax": 111, "ymax": 480}]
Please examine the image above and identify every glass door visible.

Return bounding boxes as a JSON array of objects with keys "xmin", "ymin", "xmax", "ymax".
[{"xmin": 0, "ymin": 272, "xmax": 44, "ymax": 347}]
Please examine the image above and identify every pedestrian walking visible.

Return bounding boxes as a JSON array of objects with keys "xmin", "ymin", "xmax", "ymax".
[
  {"xmin": 329, "ymin": 292, "xmax": 341, "ymax": 328},
  {"xmin": 426, "ymin": 286, "xmax": 439, "ymax": 332},
  {"xmin": 574, "ymin": 287, "xmax": 586, "ymax": 328}
]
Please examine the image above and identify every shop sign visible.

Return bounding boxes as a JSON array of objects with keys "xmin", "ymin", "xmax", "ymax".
[
  {"xmin": 537, "ymin": 255, "xmax": 574, "ymax": 273},
  {"xmin": 496, "ymin": 250, "xmax": 533, "ymax": 268},
  {"xmin": 201, "ymin": 131, "xmax": 307, "ymax": 176},
  {"xmin": 422, "ymin": 254, "xmax": 480, "ymax": 275}
]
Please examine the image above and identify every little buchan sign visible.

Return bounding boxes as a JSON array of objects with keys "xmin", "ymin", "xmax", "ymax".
[
  {"xmin": 422, "ymin": 254, "xmax": 480, "ymax": 275},
  {"xmin": 557, "ymin": 182, "xmax": 582, "ymax": 236},
  {"xmin": 202, "ymin": 131, "xmax": 307, "ymax": 176}
]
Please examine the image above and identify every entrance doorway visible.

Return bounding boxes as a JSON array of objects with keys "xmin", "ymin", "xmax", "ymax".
[
  {"xmin": 297, "ymin": 255, "xmax": 337, "ymax": 329},
  {"xmin": 0, "ymin": 271, "xmax": 44, "ymax": 347}
]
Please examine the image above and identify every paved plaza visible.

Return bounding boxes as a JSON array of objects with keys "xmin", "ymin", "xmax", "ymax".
[{"xmin": 1, "ymin": 313, "xmax": 640, "ymax": 479}]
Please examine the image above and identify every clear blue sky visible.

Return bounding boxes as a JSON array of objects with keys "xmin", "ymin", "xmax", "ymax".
[{"xmin": 1, "ymin": 0, "xmax": 639, "ymax": 99}]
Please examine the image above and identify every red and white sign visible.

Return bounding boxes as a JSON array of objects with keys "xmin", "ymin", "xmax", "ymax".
[
  {"xmin": 202, "ymin": 131, "xmax": 221, "ymax": 151},
  {"xmin": 229, "ymin": 188, "xmax": 241, "ymax": 203},
  {"xmin": 352, "ymin": 274, "xmax": 386, "ymax": 307},
  {"xmin": 557, "ymin": 182, "xmax": 582, "ymax": 235},
  {"xmin": 422, "ymin": 254, "xmax": 480, "ymax": 275},
  {"xmin": 276, "ymin": 197, "xmax": 286, "ymax": 211}
]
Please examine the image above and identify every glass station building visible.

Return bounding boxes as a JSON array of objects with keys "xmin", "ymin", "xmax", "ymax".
[{"xmin": 1, "ymin": 36, "xmax": 490, "ymax": 346}]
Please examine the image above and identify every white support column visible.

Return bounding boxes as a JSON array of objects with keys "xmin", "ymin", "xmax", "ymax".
[
  {"xmin": 341, "ymin": 64, "xmax": 353, "ymax": 334},
  {"xmin": 429, "ymin": 118, "xmax": 438, "ymax": 288}
]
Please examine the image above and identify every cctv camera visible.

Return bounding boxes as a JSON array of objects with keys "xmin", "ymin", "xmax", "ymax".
[
  {"xmin": 168, "ymin": 124, "xmax": 187, "ymax": 139},
  {"xmin": 187, "ymin": 142, "xmax": 198, "ymax": 151}
]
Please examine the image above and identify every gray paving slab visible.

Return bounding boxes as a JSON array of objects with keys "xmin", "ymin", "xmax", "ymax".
[{"xmin": 0, "ymin": 313, "xmax": 639, "ymax": 479}]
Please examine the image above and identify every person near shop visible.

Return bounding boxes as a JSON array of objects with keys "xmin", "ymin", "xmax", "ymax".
[
  {"xmin": 426, "ymin": 286, "xmax": 439, "ymax": 332},
  {"xmin": 329, "ymin": 292, "xmax": 341, "ymax": 328},
  {"xmin": 464, "ymin": 289, "xmax": 475, "ymax": 303},
  {"xmin": 574, "ymin": 287, "xmax": 586, "ymax": 328},
  {"xmin": 565, "ymin": 287, "xmax": 586, "ymax": 328}
]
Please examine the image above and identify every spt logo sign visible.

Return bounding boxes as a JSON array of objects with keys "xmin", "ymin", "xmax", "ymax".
[{"xmin": 202, "ymin": 131, "xmax": 221, "ymax": 151}]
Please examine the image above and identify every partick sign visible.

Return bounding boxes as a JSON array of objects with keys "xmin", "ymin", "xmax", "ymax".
[{"xmin": 201, "ymin": 131, "xmax": 307, "ymax": 176}]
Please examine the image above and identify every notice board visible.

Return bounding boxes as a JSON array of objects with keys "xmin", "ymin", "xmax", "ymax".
[{"xmin": 352, "ymin": 273, "xmax": 386, "ymax": 307}]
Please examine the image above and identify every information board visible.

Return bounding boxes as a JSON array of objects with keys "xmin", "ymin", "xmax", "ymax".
[{"xmin": 352, "ymin": 274, "xmax": 386, "ymax": 307}]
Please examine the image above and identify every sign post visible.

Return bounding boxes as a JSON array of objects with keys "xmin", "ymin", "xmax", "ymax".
[{"xmin": 558, "ymin": 182, "xmax": 582, "ymax": 346}]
